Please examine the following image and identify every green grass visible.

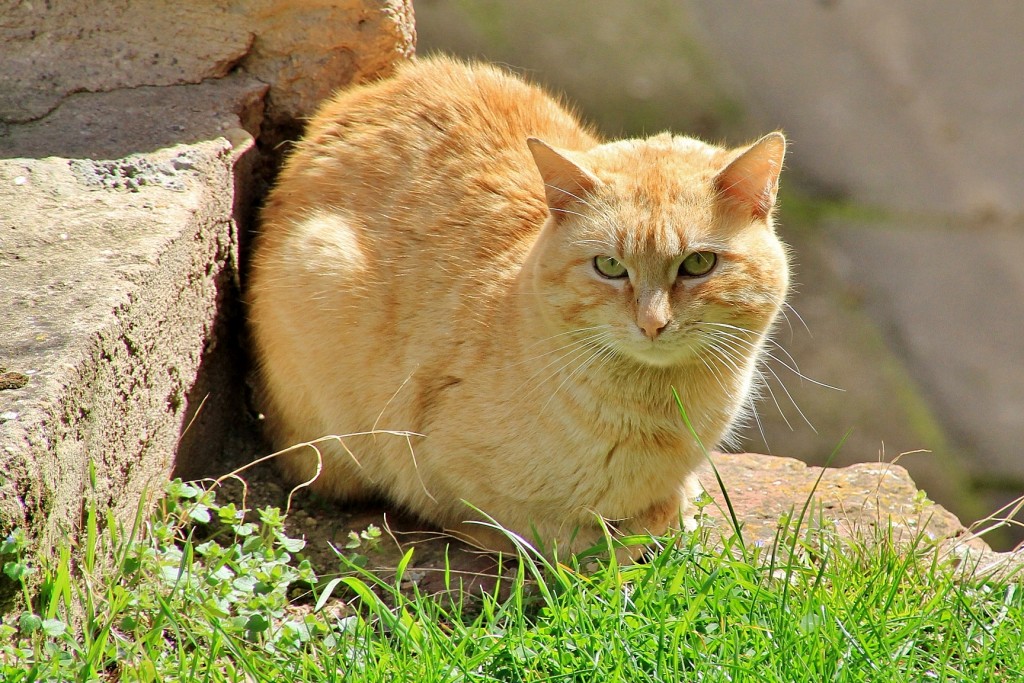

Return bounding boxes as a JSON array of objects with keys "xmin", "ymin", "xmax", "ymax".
[{"xmin": 2, "ymin": 471, "xmax": 1022, "ymax": 682}]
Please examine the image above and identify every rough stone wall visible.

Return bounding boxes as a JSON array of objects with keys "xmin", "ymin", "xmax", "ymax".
[
  {"xmin": 0, "ymin": 1, "xmax": 416, "ymax": 557},
  {"xmin": 0, "ymin": 142, "xmax": 247, "ymax": 547},
  {"xmin": 0, "ymin": 0, "xmax": 415, "ymax": 133}
]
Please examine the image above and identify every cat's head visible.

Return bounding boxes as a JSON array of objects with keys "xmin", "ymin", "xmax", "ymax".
[{"xmin": 524, "ymin": 132, "xmax": 789, "ymax": 369}]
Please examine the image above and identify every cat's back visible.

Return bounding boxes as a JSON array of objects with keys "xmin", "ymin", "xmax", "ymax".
[
  {"xmin": 309, "ymin": 57, "xmax": 594, "ymax": 152},
  {"xmin": 260, "ymin": 57, "xmax": 598, "ymax": 240}
]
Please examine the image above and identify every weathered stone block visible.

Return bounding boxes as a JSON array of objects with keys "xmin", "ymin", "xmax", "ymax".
[
  {"xmin": 0, "ymin": 76, "xmax": 267, "ymax": 548},
  {"xmin": 0, "ymin": 0, "xmax": 416, "ymax": 138}
]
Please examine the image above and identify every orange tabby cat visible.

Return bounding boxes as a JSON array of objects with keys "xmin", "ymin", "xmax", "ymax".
[{"xmin": 249, "ymin": 57, "xmax": 788, "ymax": 556}]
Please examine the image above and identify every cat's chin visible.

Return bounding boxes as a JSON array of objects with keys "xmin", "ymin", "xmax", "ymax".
[{"xmin": 619, "ymin": 343, "xmax": 697, "ymax": 369}]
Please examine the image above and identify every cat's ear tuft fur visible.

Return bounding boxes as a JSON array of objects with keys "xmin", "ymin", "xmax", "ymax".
[
  {"xmin": 714, "ymin": 132, "xmax": 786, "ymax": 220},
  {"xmin": 527, "ymin": 137, "xmax": 600, "ymax": 213}
]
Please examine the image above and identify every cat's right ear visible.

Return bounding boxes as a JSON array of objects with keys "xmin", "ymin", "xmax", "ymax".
[{"xmin": 527, "ymin": 138, "xmax": 600, "ymax": 214}]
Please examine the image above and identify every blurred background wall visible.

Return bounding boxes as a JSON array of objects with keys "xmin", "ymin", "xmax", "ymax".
[{"xmin": 415, "ymin": 0, "xmax": 1024, "ymax": 548}]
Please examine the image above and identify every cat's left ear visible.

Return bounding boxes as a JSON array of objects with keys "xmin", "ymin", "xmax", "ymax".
[
  {"xmin": 527, "ymin": 137, "xmax": 601, "ymax": 214},
  {"xmin": 714, "ymin": 132, "xmax": 786, "ymax": 221}
]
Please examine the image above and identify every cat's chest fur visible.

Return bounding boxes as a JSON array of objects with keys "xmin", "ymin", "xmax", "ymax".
[
  {"xmin": 248, "ymin": 56, "xmax": 788, "ymax": 556},
  {"xmin": 390, "ymin": 327, "xmax": 739, "ymax": 521}
]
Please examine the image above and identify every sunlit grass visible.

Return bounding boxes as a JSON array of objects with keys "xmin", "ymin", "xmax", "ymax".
[{"xmin": 1, "ymin": 468, "xmax": 1022, "ymax": 682}]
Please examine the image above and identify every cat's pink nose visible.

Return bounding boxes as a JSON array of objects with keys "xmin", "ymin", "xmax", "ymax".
[
  {"xmin": 637, "ymin": 291, "xmax": 672, "ymax": 340},
  {"xmin": 639, "ymin": 317, "xmax": 669, "ymax": 340}
]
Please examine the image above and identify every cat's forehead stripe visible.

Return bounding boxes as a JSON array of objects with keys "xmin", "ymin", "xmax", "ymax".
[{"xmin": 604, "ymin": 195, "xmax": 717, "ymax": 259}]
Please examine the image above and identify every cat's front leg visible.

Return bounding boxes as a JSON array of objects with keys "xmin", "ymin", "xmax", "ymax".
[{"xmin": 620, "ymin": 474, "xmax": 703, "ymax": 545}]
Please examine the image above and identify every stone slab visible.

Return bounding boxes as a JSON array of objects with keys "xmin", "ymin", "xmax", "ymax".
[
  {"xmin": 0, "ymin": 0, "xmax": 415, "ymax": 137},
  {"xmin": 702, "ymin": 452, "xmax": 984, "ymax": 550},
  {"xmin": 0, "ymin": 75, "xmax": 267, "ymax": 161},
  {"xmin": 705, "ymin": 453, "xmax": 1023, "ymax": 581},
  {"xmin": 0, "ymin": 77, "xmax": 266, "ymax": 548},
  {"xmin": 0, "ymin": 0, "xmax": 250, "ymax": 123}
]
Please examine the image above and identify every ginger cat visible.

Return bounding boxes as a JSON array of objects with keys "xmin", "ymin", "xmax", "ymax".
[{"xmin": 249, "ymin": 57, "xmax": 789, "ymax": 556}]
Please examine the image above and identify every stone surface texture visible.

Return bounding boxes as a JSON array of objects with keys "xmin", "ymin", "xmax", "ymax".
[
  {"xmin": 703, "ymin": 453, "xmax": 1021, "ymax": 581},
  {"xmin": 0, "ymin": 138, "xmax": 249, "ymax": 548},
  {"xmin": 0, "ymin": 1, "xmax": 416, "ymax": 553},
  {"xmin": 0, "ymin": 0, "xmax": 415, "ymax": 135},
  {"xmin": 703, "ymin": 453, "xmax": 977, "ymax": 548},
  {"xmin": 828, "ymin": 223, "xmax": 1024, "ymax": 487},
  {"xmin": 689, "ymin": 0, "xmax": 1024, "ymax": 219}
]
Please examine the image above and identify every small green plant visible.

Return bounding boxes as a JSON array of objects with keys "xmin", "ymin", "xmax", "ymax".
[
  {"xmin": 0, "ymin": 479, "xmax": 332, "ymax": 680},
  {"xmin": 344, "ymin": 523, "xmax": 383, "ymax": 567},
  {"xmin": 1, "ymin": 528, "xmax": 32, "ymax": 608}
]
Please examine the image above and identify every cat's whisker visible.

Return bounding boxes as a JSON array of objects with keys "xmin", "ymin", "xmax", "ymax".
[
  {"xmin": 693, "ymin": 346, "xmax": 736, "ymax": 399},
  {"xmin": 696, "ymin": 336, "xmax": 772, "ymax": 449},
  {"xmin": 573, "ymin": 238, "xmax": 618, "ymax": 252},
  {"xmin": 747, "ymin": 393, "xmax": 771, "ymax": 453},
  {"xmin": 588, "ymin": 345, "xmax": 621, "ymax": 379},
  {"xmin": 695, "ymin": 329, "xmax": 802, "ymax": 435},
  {"xmin": 755, "ymin": 367, "xmax": 795, "ymax": 432},
  {"xmin": 548, "ymin": 207, "xmax": 589, "ymax": 219},
  {"xmin": 702, "ymin": 328, "xmax": 814, "ymax": 430},
  {"xmin": 702, "ymin": 343, "xmax": 749, "ymax": 389},
  {"xmin": 552, "ymin": 190, "xmax": 620, "ymax": 247},
  {"xmin": 695, "ymin": 328, "xmax": 751, "ymax": 368},
  {"xmin": 699, "ymin": 322, "xmax": 843, "ymax": 392},
  {"xmin": 696, "ymin": 320, "xmax": 759, "ymax": 340},
  {"xmin": 520, "ymin": 324, "xmax": 613, "ymax": 353},
  {"xmin": 590, "ymin": 196, "xmax": 621, "ymax": 234},
  {"xmin": 760, "ymin": 348, "xmax": 843, "ymax": 392},
  {"xmin": 511, "ymin": 333, "xmax": 614, "ymax": 401},
  {"xmin": 507, "ymin": 329, "xmax": 615, "ymax": 378},
  {"xmin": 759, "ymin": 360, "xmax": 817, "ymax": 434},
  {"xmin": 699, "ymin": 324, "xmax": 799, "ymax": 372},
  {"xmin": 758, "ymin": 337, "xmax": 804, "ymax": 376},
  {"xmin": 759, "ymin": 291, "xmax": 796, "ymax": 342},
  {"xmin": 695, "ymin": 333, "xmax": 742, "ymax": 373},
  {"xmin": 779, "ymin": 297, "xmax": 813, "ymax": 337},
  {"xmin": 538, "ymin": 343, "xmax": 615, "ymax": 416},
  {"xmin": 542, "ymin": 183, "xmax": 602, "ymax": 214}
]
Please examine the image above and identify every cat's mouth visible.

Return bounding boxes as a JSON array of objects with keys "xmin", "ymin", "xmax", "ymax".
[{"xmin": 618, "ymin": 336, "xmax": 701, "ymax": 368}]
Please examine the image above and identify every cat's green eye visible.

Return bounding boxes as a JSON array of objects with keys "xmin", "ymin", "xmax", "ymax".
[
  {"xmin": 594, "ymin": 256, "xmax": 628, "ymax": 279},
  {"xmin": 679, "ymin": 251, "xmax": 717, "ymax": 278}
]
